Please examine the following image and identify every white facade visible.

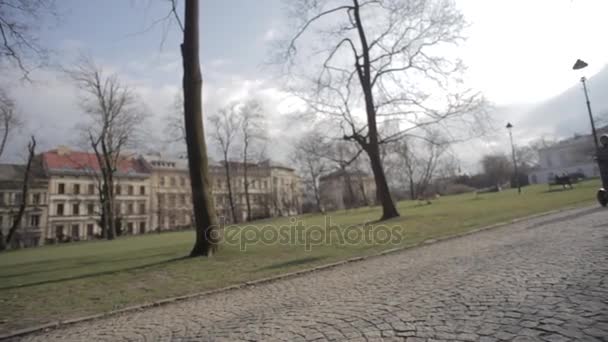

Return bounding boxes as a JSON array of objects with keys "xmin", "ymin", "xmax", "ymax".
[{"xmin": 528, "ymin": 133, "xmax": 599, "ymax": 184}]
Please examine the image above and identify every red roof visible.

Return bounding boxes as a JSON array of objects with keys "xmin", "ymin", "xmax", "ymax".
[{"xmin": 42, "ymin": 149, "xmax": 149, "ymax": 175}]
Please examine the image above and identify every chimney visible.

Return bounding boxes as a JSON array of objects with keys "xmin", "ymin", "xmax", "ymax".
[{"xmin": 56, "ymin": 145, "xmax": 71, "ymax": 156}]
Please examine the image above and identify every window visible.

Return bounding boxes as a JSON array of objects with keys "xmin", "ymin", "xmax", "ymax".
[
  {"xmin": 71, "ymin": 224, "xmax": 79, "ymax": 238},
  {"xmin": 170, "ymin": 177, "xmax": 176, "ymax": 186},
  {"xmin": 127, "ymin": 202, "xmax": 134, "ymax": 215},
  {"xmin": 58, "ymin": 183, "xmax": 65, "ymax": 194},
  {"xmin": 128, "ymin": 185, "xmax": 134, "ymax": 195},
  {"xmin": 87, "ymin": 203, "xmax": 95, "ymax": 215},
  {"xmin": 180, "ymin": 194, "xmax": 186, "ymax": 206},
  {"xmin": 32, "ymin": 193, "xmax": 41, "ymax": 205},
  {"xmin": 72, "ymin": 203, "xmax": 80, "ymax": 216},
  {"xmin": 87, "ymin": 224, "xmax": 94, "ymax": 238},
  {"xmin": 0, "ymin": 192, "xmax": 4, "ymax": 205},
  {"xmin": 160, "ymin": 176, "xmax": 165, "ymax": 186},
  {"xmin": 180, "ymin": 177, "xmax": 185, "ymax": 186},
  {"xmin": 169, "ymin": 194, "xmax": 176, "ymax": 208},
  {"xmin": 13, "ymin": 192, "xmax": 23, "ymax": 205},
  {"xmin": 55, "ymin": 225, "xmax": 64, "ymax": 239},
  {"xmin": 73, "ymin": 184, "xmax": 80, "ymax": 195},
  {"xmin": 88, "ymin": 184, "xmax": 95, "ymax": 195},
  {"xmin": 140, "ymin": 186, "xmax": 146, "ymax": 195},
  {"xmin": 29, "ymin": 215, "xmax": 40, "ymax": 227},
  {"xmin": 116, "ymin": 185, "xmax": 121, "ymax": 195},
  {"xmin": 57, "ymin": 203, "xmax": 64, "ymax": 216},
  {"xmin": 264, "ymin": 180, "xmax": 268, "ymax": 189},
  {"xmin": 139, "ymin": 202, "xmax": 146, "ymax": 215},
  {"xmin": 0, "ymin": 215, "xmax": 3, "ymax": 228},
  {"xmin": 139, "ymin": 222, "xmax": 146, "ymax": 234},
  {"xmin": 127, "ymin": 222, "xmax": 134, "ymax": 234}
]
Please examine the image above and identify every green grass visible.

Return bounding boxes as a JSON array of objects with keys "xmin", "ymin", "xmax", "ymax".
[{"xmin": 0, "ymin": 180, "xmax": 600, "ymax": 333}]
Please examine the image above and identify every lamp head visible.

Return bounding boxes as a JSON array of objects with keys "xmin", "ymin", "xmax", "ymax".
[
  {"xmin": 506, "ymin": 123, "xmax": 513, "ymax": 129},
  {"xmin": 573, "ymin": 59, "xmax": 588, "ymax": 70}
]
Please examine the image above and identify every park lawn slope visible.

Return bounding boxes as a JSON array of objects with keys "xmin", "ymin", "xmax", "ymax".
[{"xmin": 0, "ymin": 180, "xmax": 600, "ymax": 334}]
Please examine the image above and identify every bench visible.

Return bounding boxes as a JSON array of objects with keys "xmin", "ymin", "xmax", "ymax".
[{"xmin": 549, "ymin": 175, "xmax": 573, "ymax": 189}]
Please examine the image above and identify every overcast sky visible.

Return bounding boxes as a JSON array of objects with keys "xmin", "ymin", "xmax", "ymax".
[{"xmin": 3, "ymin": 0, "xmax": 608, "ymax": 172}]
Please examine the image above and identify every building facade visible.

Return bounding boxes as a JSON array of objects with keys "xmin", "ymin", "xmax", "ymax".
[
  {"xmin": 319, "ymin": 169, "xmax": 376, "ymax": 211},
  {"xmin": 0, "ymin": 147, "xmax": 303, "ymax": 248},
  {"xmin": 42, "ymin": 147, "xmax": 151, "ymax": 243},
  {"xmin": 528, "ymin": 130, "xmax": 606, "ymax": 184},
  {"xmin": 142, "ymin": 155, "xmax": 193, "ymax": 231},
  {"xmin": 0, "ymin": 162, "xmax": 48, "ymax": 248}
]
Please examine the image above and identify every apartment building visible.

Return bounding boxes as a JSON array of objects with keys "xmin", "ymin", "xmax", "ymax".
[
  {"xmin": 142, "ymin": 155, "xmax": 193, "ymax": 231},
  {"xmin": 319, "ymin": 169, "xmax": 376, "ymax": 211},
  {"xmin": 208, "ymin": 161, "xmax": 303, "ymax": 222},
  {"xmin": 0, "ymin": 161, "xmax": 49, "ymax": 248},
  {"xmin": 41, "ymin": 147, "xmax": 151, "ymax": 242}
]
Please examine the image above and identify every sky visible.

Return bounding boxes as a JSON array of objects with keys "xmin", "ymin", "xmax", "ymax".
[{"xmin": 3, "ymin": 0, "xmax": 608, "ymax": 172}]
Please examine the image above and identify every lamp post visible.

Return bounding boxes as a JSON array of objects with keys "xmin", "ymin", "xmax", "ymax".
[
  {"xmin": 506, "ymin": 122, "xmax": 521, "ymax": 194},
  {"xmin": 573, "ymin": 59, "xmax": 608, "ymax": 207},
  {"xmin": 572, "ymin": 59, "xmax": 600, "ymax": 152}
]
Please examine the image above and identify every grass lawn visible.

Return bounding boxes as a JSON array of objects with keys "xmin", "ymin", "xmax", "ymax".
[{"xmin": 0, "ymin": 180, "xmax": 600, "ymax": 334}]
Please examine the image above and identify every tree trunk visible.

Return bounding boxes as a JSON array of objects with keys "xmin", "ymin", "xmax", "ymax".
[
  {"xmin": 5, "ymin": 137, "xmax": 36, "ymax": 247},
  {"xmin": 181, "ymin": 0, "xmax": 218, "ymax": 257},
  {"xmin": 243, "ymin": 152, "xmax": 252, "ymax": 222},
  {"xmin": 353, "ymin": 0, "xmax": 399, "ymax": 221},
  {"xmin": 223, "ymin": 159, "xmax": 238, "ymax": 223}
]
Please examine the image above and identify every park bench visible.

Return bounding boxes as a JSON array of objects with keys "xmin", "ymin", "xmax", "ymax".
[{"xmin": 549, "ymin": 175, "xmax": 573, "ymax": 190}]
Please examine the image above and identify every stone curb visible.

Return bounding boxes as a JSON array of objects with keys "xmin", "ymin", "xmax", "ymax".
[{"xmin": 0, "ymin": 204, "xmax": 592, "ymax": 340}]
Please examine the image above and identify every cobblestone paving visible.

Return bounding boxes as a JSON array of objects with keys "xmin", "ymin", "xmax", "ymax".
[{"xmin": 16, "ymin": 207, "xmax": 608, "ymax": 341}]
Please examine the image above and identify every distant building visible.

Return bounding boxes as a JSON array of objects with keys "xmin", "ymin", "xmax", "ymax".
[
  {"xmin": 142, "ymin": 155, "xmax": 193, "ymax": 232},
  {"xmin": 528, "ymin": 129, "xmax": 607, "ymax": 184},
  {"xmin": 0, "ymin": 146, "xmax": 304, "ymax": 248},
  {"xmin": 41, "ymin": 146, "xmax": 152, "ymax": 242},
  {"xmin": 319, "ymin": 170, "xmax": 376, "ymax": 211},
  {"xmin": 0, "ymin": 162, "xmax": 48, "ymax": 248}
]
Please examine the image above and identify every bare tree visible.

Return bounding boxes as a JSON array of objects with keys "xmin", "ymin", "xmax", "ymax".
[
  {"xmin": 239, "ymin": 99, "xmax": 266, "ymax": 221},
  {"xmin": 281, "ymin": 0, "xmax": 487, "ymax": 221},
  {"xmin": 67, "ymin": 58, "xmax": 145, "ymax": 240},
  {"xmin": 209, "ymin": 103, "xmax": 240, "ymax": 223},
  {"xmin": 0, "ymin": 0, "xmax": 58, "ymax": 77},
  {"xmin": 292, "ymin": 130, "xmax": 329, "ymax": 213},
  {"xmin": 391, "ymin": 133, "xmax": 449, "ymax": 200},
  {"xmin": 1, "ymin": 136, "xmax": 35, "ymax": 250},
  {"xmin": 0, "ymin": 89, "xmax": 20, "ymax": 160}
]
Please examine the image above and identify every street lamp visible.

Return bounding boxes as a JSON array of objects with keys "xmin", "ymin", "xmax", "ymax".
[
  {"xmin": 572, "ymin": 59, "xmax": 599, "ymax": 151},
  {"xmin": 573, "ymin": 59, "xmax": 608, "ymax": 207},
  {"xmin": 506, "ymin": 122, "xmax": 521, "ymax": 194}
]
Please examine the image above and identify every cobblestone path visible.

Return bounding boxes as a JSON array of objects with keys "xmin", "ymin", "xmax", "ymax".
[{"xmin": 16, "ymin": 207, "xmax": 608, "ymax": 341}]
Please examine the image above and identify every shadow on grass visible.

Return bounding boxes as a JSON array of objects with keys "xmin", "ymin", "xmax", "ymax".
[
  {"xmin": 258, "ymin": 256, "xmax": 326, "ymax": 271},
  {"xmin": 0, "ymin": 251, "xmax": 181, "ymax": 279},
  {"xmin": 0, "ymin": 256, "xmax": 190, "ymax": 291}
]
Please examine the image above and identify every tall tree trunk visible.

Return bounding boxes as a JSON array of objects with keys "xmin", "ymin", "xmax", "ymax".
[
  {"xmin": 5, "ymin": 136, "xmax": 36, "ymax": 248},
  {"xmin": 181, "ymin": 0, "xmax": 218, "ymax": 257},
  {"xmin": 352, "ymin": 0, "xmax": 399, "ymax": 220},
  {"xmin": 223, "ymin": 159, "xmax": 238, "ymax": 223},
  {"xmin": 243, "ymin": 146, "xmax": 252, "ymax": 221},
  {"xmin": 0, "ymin": 118, "xmax": 9, "ymax": 160}
]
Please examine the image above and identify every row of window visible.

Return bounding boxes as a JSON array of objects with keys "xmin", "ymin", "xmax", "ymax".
[
  {"xmin": 56, "ymin": 183, "xmax": 147, "ymax": 196},
  {"xmin": 0, "ymin": 214, "xmax": 41, "ymax": 228},
  {"xmin": 54, "ymin": 201, "xmax": 147, "ymax": 216},
  {"xmin": 52, "ymin": 221, "xmax": 147, "ymax": 239},
  {"xmin": 159, "ymin": 176, "xmax": 188, "ymax": 187},
  {"xmin": 157, "ymin": 193, "xmax": 190, "ymax": 208},
  {"xmin": 214, "ymin": 178, "xmax": 270, "ymax": 190},
  {"xmin": 0, "ymin": 192, "xmax": 45, "ymax": 206}
]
